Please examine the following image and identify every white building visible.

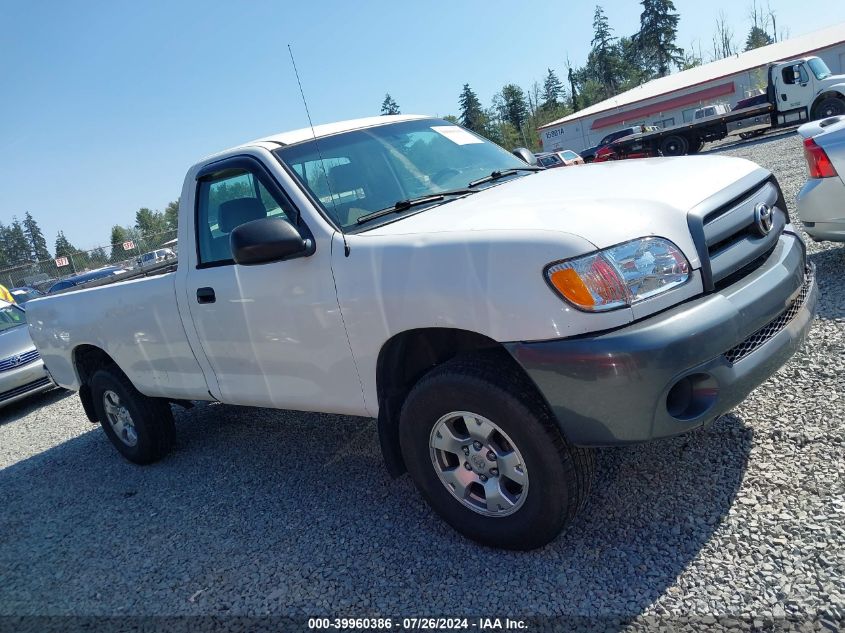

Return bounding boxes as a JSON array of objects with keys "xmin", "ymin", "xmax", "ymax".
[{"xmin": 538, "ymin": 22, "xmax": 845, "ymax": 153}]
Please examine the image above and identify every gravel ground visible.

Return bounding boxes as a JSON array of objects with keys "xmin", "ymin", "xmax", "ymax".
[{"xmin": 1, "ymin": 131, "xmax": 843, "ymax": 630}]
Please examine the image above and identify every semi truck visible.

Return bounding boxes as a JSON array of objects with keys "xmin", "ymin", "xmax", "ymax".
[
  {"xmin": 601, "ymin": 56, "xmax": 845, "ymax": 159},
  {"xmin": 26, "ymin": 115, "xmax": 817, "ymax": 549}
]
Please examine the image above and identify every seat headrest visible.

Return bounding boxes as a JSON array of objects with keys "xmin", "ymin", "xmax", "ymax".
[
  {"xmin": 328, "ymin": 163, "xmax": 361, "ymax": 193},
  {"xmin": 218, "ymin": 198, "xmax": 266, "ymax": 233}
]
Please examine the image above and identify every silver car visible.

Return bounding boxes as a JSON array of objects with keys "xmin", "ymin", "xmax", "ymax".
[
  {"xmin": 0, "ymin": 300, "xmax": 54, "ymax": 408},
  {"xmin": 797, "ymin": 115, "xmax": 845, "ymax": 242}
]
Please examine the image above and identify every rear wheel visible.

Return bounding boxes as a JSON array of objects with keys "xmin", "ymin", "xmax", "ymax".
[
  {"xmin": 399, "ymin": 354, "xmax": 594, "ymax": 550},
  {"xmin": 90, "ymin": 368, "xmax": 175, "ymax": 464},
  {"xmin": 659, "ymin": 134, "xmax": 689, "ymax": 156},
  {"xmin": 813, "ymin": 97, "xmax": 845, "ymax": 120},
  {"xmin": 687, "ymin": 138, "xmax": 704, "ymax": 154}
]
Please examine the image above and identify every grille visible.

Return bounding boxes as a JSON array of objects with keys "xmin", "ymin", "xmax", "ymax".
[
  {"xmin": 0, "ymin": 348, "xmax": 40, "ymax": 373},
  {"xmin": 0, "ymin": 376, "xmax": 52, "ymax": 402},
  {"xmin": 693, "ymin": 180, "xmax": 786, "ymax": 290},
  {"xmin": 723, "ymin": 266, "xmax": 814, "ymax": 365}
]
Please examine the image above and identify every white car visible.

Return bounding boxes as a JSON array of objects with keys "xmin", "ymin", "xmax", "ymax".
[
  {"xmin": 0, "ymin": 301, "xmax": 55, "ymax": 408},
  {"xmin": 26, "ymin": 115, "xmax": 817, "ymax": 549},
  {"xmin": 797, "ymin": 115, "xmax": 845, "ymax": 242}
]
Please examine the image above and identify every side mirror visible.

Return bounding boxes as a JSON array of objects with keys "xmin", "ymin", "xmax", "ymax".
[
  {"xmin": 230, "ymin": 217, "xmax": 313, "ymax": 266},
  {"xmin": 793, "ymin": 66, "xmax": 802, "ymax": 82},
  {"xmin": 512, "ymin": 147, "xmax": 538, "ymax": 166}
]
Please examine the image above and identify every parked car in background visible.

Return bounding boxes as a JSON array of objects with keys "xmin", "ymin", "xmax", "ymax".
[
  {"xmin": 47, "ymin": 267, "xmax": 126, "ymax": 294},
  {"xmin": 542, "ymin": 150, "xmax": 584, "ymax": 167},
  {"xmin": 580, "ymin": 126, "xmax": 658, "ymax": 162},
  {"xmin": 0, "ymin": 300, "xmax": 54, "ymax": 408},
  {"xmin": 694, "ymin": 104, "xmax": 731, "ymax": 120},
  {"xmin": 536, "ymin": 152, "xmax": 564, "ymax": 168},
  {"xmin": 136, "ymin": 248, "xmax": 176, "ymax": 268},
  {"xmin": 10, "ymin": 286, "xmax": 44, "ymax": 305},
  {"xmin": 797, "ymin": 115, "xmax": 845, "ymax": 242}
]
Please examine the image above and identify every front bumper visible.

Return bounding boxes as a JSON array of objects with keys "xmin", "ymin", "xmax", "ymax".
[
  {"xmin": 0, "ymin": 359, "xmax": 55, "ymax": 409},
  {"xmin": 505, "ymin": 233, "xmax": 817, "ymax": 446}
]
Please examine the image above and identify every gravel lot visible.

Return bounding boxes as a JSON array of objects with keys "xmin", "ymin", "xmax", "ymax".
[{"xmin": 1, "ymin": 131, "xmax": 843, "ymax": 629}]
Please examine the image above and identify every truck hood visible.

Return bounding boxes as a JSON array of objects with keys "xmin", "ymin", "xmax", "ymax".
[{"xmin": 363, "ymin": 155, "xmax": 765, "ymax": 258}]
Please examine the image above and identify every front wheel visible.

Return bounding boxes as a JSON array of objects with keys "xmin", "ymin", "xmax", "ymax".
[
  {"xmin": 398, "ymin": 354, "xmax": 594, "ymax": 550},
  {"xmin": 813, "ymin": 97, "xmax": 845, "ymax": 120},
  {"xmin": 90, "ymin": 368, "xmax": 175, "ymax": 464}
]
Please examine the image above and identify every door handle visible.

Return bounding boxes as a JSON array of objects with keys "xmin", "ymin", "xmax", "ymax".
[
  {"xmin": 781, "ymin": 94, "xmax": 787, "ymax": 101},
  {"xmin": 196, "ymin": 287, "xmax": 216, "ymax": 304}
]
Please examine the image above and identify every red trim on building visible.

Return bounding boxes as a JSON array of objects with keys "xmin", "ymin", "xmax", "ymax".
[{"xmin": 590, "ymin": 81, "xmax": 736, "ymax": 130}]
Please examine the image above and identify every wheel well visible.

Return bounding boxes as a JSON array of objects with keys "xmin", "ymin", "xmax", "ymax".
[
  {"xmin": 813, "ymin": 91, "xmax": 845, "ymax": 110},
  {"xmin": 375, "ymin": 328, "xmax": 525, "ymax": 477},
  {"xmin": 73, "ymin": 345, "xmax": 119, "ymax": 422}
]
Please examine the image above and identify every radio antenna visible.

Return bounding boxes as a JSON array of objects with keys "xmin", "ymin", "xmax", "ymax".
[{"xmin": 287, "ymin": 44, "xmax": 350, "ymax": 257}]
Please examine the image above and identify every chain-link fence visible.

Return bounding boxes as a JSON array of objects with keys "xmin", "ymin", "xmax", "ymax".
[{"xmin": 0, "ymin": 229, "xmax": 178, "ymax": 291}]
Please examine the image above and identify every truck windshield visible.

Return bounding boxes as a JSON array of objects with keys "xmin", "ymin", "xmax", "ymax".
[
  {"xmin": 0, "ymin": 304, "xmax": 27, "ymax": 332},
  {"xmin": 274, "ymin": 118, "xmax": 529, "ymax": 230},
  {"xmin": 808, "ymin": 58, "xmax": 832, "ymax": 80}
]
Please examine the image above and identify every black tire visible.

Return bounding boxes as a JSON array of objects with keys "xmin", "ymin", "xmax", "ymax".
[
  {"xmin": 687, "ymin": 138, "xmax": 704, "ymax": 154},
  {"xmin": 90, "ymin": 368, "xmax": 175, "ymax": 464},
  {"xmin": 659, "ymin": 134, "xmax": 689, "ymax": 156},
  {"xmin": 813, "ymin": 97, "xmax": 845, "ymax": 120},
  {"xmin": 398, "ymin": 353, "xmax": 594, "ymax": 550}
]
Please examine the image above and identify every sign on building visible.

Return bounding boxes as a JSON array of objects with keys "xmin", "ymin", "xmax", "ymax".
[
  {"xmin": 122, "ymin": 240, "xmax": 135, "ymax": 251},
  {"xmin": 55, "ymin": 256, "xmax": 70, "ymax": 268}
]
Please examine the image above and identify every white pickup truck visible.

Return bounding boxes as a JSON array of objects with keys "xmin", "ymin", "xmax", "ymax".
[{"xmin": 27, "ymin": 115, "xmax": 817, "ymax": 549}]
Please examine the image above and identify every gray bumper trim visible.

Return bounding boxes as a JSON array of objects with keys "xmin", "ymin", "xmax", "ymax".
[{"xmin": 505, "ymin": 233, "xmax": 817, "ymax": 446}]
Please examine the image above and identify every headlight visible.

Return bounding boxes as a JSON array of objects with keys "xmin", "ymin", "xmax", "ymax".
[{"xmin": 545, "ymin": 237, "xmax": 690, "ymax": 312}]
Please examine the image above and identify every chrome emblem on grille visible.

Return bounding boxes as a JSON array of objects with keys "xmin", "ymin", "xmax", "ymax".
[
  {"xmin": 754, "ymin": 202, "xmax": 774, "ymax": 236},
  {"xmin": 10, "ymin": 355, "xmax": 21, "ymax": 367}
]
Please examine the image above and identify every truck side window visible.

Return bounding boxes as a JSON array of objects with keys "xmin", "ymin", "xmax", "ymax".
[
  {"xmin": 782, "ymin": 64, "xmax": 808, "ymax": 85},
  {"xmin": 196, "ymin": 169, "xmax": 297, "ymax": 265}
]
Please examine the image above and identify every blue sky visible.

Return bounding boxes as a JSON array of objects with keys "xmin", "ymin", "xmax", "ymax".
[{"xmin": 2, "ymin": 0, "xmax": 844, "ymax": 252}]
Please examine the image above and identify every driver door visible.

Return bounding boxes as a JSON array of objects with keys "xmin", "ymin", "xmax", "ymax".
[{"xmin": 182, "ymin": 155, "xmax": 365, "ymax": 416}]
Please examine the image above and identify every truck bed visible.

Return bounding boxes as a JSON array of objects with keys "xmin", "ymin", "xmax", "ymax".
[{"xmin": 25, "ymin": 270, "xmax": 209, "ymax": 400}]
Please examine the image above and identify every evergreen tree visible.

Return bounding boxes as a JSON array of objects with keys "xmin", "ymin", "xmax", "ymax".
[
  {"xmin": 0, "ymin": 223, "xmax": 9, "ymax": 268},
  {"xmin": 589, "ymin": 5, "xmax": 620, "ymax": 99},
  {"xmin": 165, "ymin": 199, "xmax": 179, "ymax": 231},
  {"xmin": 637, "ymin": 0, "xmax": 683, "ymax": 77},
  {"xmin": 6, "ymin": 219, "xmax": 32, "ymax": 265},
  {"xmin": 380, "ymin": 94, "xmax": 401, "ymax": 115},
  {"xmin": 23, "ymin": 211, "xmax": 50, "ymax": 261},
  {"xmin": 54, "ymin": 231, "xmax": 74, "ymax": 258},
  {"xmin": 745, "ymin": 25, "xmax": 773, "ymax": 51},
  {"xmin": 499, "ymin": 84, "xmax": 529, "ymax": 134},
  {"xmin": 109, "ymin": 225, "xmax": 130, "ymax": 263},
  {"xmin": 458, "ymin": 84, "xmax": 487, "ymax": 135},
  {"xmin": 541, "ymin": 69, "xmax": 564, "ymax": 110}
]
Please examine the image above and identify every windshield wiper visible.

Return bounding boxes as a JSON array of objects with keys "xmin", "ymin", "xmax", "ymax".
[
  {"xmin": 356, "ymin": 189, "xmax": 475, "ymax": 225},
  {"xmin": 467, "ymin": 166, "xmax": 542, "ymax": 188}
]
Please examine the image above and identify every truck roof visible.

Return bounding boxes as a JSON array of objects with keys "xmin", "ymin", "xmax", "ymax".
[{"xmin": 247, "ymin": 114, "xmax": 430, "ymax": 148}]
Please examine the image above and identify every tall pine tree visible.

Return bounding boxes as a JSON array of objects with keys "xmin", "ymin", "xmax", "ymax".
[
  {"xmin": 380, "ymin": 94, "xmax": 401, "ymax": 115},
  {"xmin": 637, "ymin": 0, "xmax": 683, "ymax": 77},
  {"xmin": 6, "ymin": 219, "xmax": 32, "ymax": 265},
  {"xmin": 541, "ymin": 69, "xmax": 564, "ymax": 111},
  {"xmin": 109, "ymin": 225, "xmax": 130, "ymax": 263},
  {"xmin": 589, "ymin": 5, "xmax": 620, "ymax": 99},
  {"xmin": 54, "ymin": 231, "xmax": 78, "ymax": 258},
  {"xmin": 458, "ymin": 84, "xmax": 487, "ymax": 134},
  {"xmin": 499, "ymin": 84, "xmax": 529, "ymax": 132},
  {"xmin": 23, "ymin": 212, "xmax": 51, "ymax": 261}
]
